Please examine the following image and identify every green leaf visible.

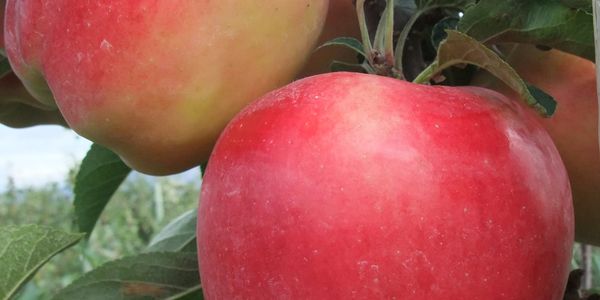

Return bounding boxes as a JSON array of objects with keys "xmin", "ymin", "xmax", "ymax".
[
  {"xmin": 431, "ymin": 17, "xmax": 460, "ymax": 49},
  {"xmin": 414, "ymin": 30, "xmax": 557, "ymax": 117},
  {"xmin": 199, "ymin": 163, "xmax": 207, "ymax": 178},
  {"xmin": 315, "ymin": 37, "xmax": 366, "ymax": 58},
  {"xmin": 0, "ymin": 101, "xmax": 67, "ymax": 128},
  {"xmin": 52, "ymin": 252, "xmax": 202, "ymax": 300},
  {"xmin": 459, "ymin": 0, "xmax": 594, "ymax": 61},
  {"xmin": 146, "ymin": 209, "xmax": 197, "ymax": 253},
  {"xmin": 394, "ymin": 0, "xmax": 475, "ymax": 76},
  {"xmin": 0, "ymin": 57, "xmax": 13, "ymax": 79},
  {"xmin": 560, "ymin": 0, "xmax": 591, "ymax": 10},
  {"xmin": 330, "ymin": 61, "xmax": 369, "ymax": 73},
  {"xmin": 0, "ymin": 225, "xmax": 84, "ymax": 300},
  {"xmin": 526, "ymin": 84, "xmax": 557, "ymax": 116},
  {"xmin": 414, "ymin": 0, "xmax": 475, "ymax": 9},
  {"xmin": 74, "ymin": 144, "xmax": 131, "ymax": 236}
]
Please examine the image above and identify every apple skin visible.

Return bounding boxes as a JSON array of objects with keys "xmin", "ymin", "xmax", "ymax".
[
  {"xmin": 299, "ymin": 0, "xmax": 360, "ymax": 77},
  {"xmin": 472, "ymin": 44, "xmax": 600, "ymax": 245},
  {"xmin": 4, "ymin": 0, "xmax": 328, "ymax": 175},
  {"xmin": 0, "ymin": 0, "xmax": 65, "ymax": 128},
  {"xmin": 198, "ymin": 72, "xmax": 573, "ymax": 298}
]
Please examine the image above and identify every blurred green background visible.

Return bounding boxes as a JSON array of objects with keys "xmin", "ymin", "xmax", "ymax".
[{"xmin": 0, "ymin": 167, "xmax": 200, "ymax": 300}]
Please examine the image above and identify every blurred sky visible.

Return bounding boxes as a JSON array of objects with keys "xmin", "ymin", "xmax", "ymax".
[
  {"xmin": 0, "ymin": 125, "xmax": 92, "ymax": 189},
  {"xmin": 0, "ymin": 124, "xmax": 202, "ymax": 191}
]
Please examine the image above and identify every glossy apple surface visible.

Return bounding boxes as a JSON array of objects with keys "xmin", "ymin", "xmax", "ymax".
[
  {"xmin": 5, "ymin": 0, "xmax": 328, "ymax": 174},
  {"xmin": 472, "ymin": 44, "xmax": 600, "ymax": 245},
  {"xmin": 198, "ymin": 72, "xmax": 573, "ymax": 298}
]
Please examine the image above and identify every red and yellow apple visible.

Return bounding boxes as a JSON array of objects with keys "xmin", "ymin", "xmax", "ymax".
[
  {"xmin": 0, "ymin": 0, "xmax": 65, "ymax": 128},
  {"xmin": 198, "ymin": 72, "xmax": 574, "ymax": 298},
  {"xmin": 300, "ymin": 0, "xmax": 361, "ymax": 77},
  {"xmin": 5, "ymin": 0, "xmax": 328, "ymax": 174},
  {"xmin": 472, "ymin": 44, "xmax": 600, "ymax": 245}
]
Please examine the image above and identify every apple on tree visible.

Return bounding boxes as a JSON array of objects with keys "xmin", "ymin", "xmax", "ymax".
[
  {"xmin": 197, "ymin": 71, "xmax": 574, "ymax": 299},
  {"xmin": 4, "ymin": 0, "xmax": 329, "ymax": 175},
  {"xmin": 197, "ymin": 2, "xmax": 574, "ymax": 296},
  {"xmin": 472, "ymin": 44, "xmax": 600, "ymax": 246},
  {"xmin": 0, "ymin": 0, "xmax": 65, "ymax": 128},
  {"xmin": 300, "ymin": 0, "xmax": 600, "ymax": 251}
]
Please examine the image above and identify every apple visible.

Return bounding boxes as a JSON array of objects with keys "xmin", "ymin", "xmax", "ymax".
[
  {"xmin": 472, "ymin": 44, "xmax": 600, "ymax": 245},
  {"xmin": 198, "ymin": 72, "xmax": 574, "ymax": 298},
  {"xmin": 299, "ymin": 0, "xmax": 361, "ymax": 77},
  {"xmin": 0, "ymin": 0, "xmax": 65, "ymax": 128},
  {"xmin": 4, "ymin": 0, "xmax": 329, "ymax": 175}
]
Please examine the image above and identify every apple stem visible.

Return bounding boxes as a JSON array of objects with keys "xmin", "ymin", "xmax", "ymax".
[
  {"xmin": 356, "ymin": 0, "xmax": 401, "ymax": 78},
  {"xmin": 594, "ymin": 0, "xmax": 600, "ymax": 153},
  {"xmin": 582, "ymin": 244, "xmax": 594, "ymax": 289},
  {"xmin": 412, "ymin": 62, "xmax": 436, "ymax": 84},
  {"xmin": 394, "ymin": 12, "xmax": 421, "ymax": 80},
  {"xmin": 356, "ymin": 0, "xmax": 373, "ymax": 65},
  {"xmin": 372, "ymin": 1, "xmax": 396, "ymax": 70}
]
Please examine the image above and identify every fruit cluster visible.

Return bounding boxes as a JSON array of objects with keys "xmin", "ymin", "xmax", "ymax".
[{"xmin": 2, "ymin": 0, "xmax": 597, "ymax": 298}]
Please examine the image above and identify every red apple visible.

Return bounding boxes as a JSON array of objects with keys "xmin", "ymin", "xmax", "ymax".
[
  {"xmin": 5, "ymin": 0, "xmax": 328, "ymax": 174},
  {"xmin": 198, "ymin": 72, "xmax": 573, "ymax": 298},
  {"xmin": 472, "ymin": 44, "xmax": 600, "ymax": 245},
  {"xmin": 300, "ymin": 0, "xmax": 361, "ymax": 77},
  {"xmin": 0, "ymin": 0, "xmax": 65, "ymax": 128}
]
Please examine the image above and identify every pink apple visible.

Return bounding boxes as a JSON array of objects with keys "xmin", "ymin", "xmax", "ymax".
[
  {"xmin": 5, "ymin": 0, "xmax": 329, "ymax": 174},
  {"xmin": 198, "ymin": 72, "xmax": 574, "ymax": 298}
]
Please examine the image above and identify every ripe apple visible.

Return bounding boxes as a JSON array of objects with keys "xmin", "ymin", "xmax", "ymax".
[
  {"xmin": 0, "ymin": 0, "xmax": 65, "ymax": 128},
  {"xmin": 5, "ymin": 0, "xmax": 328, "ymax": 175},
  {"xmin": 300, "ymin": 0, "xmax": 361, "ymax": 77},
  {"xmin": 198, "ymin": 72, "xmax": 574, "ymax": 298},
  {"xmin": 472, "ymin": 44, "xmax": 600, "ymax": 245}
]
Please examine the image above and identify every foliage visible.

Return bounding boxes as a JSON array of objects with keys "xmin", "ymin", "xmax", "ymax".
[
  {"xmin": 51, "ymin": 252, "xmax": 201, "ymax": 300},
  {"xmin": 0, "ymin": 225, "xmax": 83, "ymax": 300},
  {"xmin": 0, "ymin": 172, "xmax": 199, "ymax": 299}
]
